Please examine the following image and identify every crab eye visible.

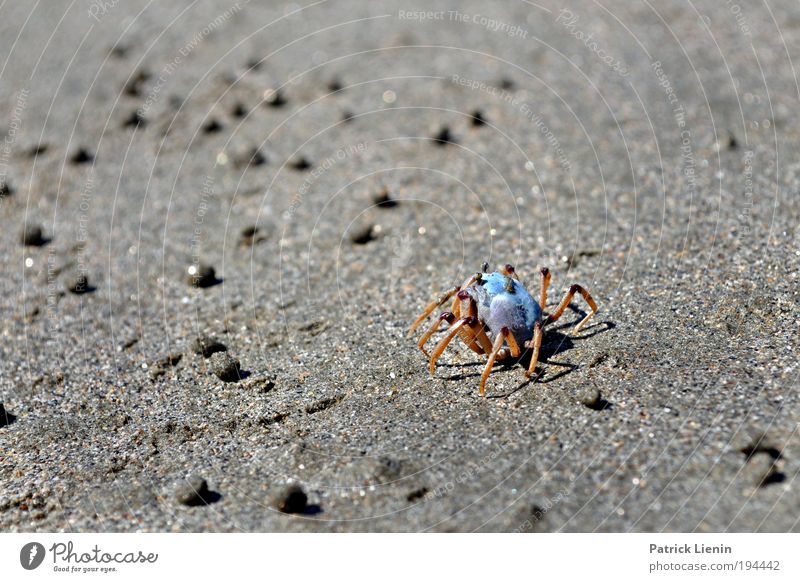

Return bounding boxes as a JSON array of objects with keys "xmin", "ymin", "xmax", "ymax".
[{"xmin": 457, "ymin": 290, "xmax": 470, "ymax": 300}]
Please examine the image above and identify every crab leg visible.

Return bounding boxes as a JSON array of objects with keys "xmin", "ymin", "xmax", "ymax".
[
  {"xmin": 460, "ymin": 272, "xmax": 483, "ymax": 289},
  {"xmin": 432, "ymin": 301, "xmax": 489, "ymax": 356},
  {"xmin": 499, "ymin": 263, "xmax": 520, "ymax": 281},
  {"xmin": 525, "ymin": 321, "xmax": 543, "ymax": 378},
  {"xmin": 471, "ymin": 321, "xmax": 495, "ymax": 355},
  {"xmin": 428, "ymin": 317, "xmax": 472, "ymax": 374},
  {"xmin": 538, "ymin": 267, "xmax": 551, "ymax": 311},
  {"xmin": 454, "ymin": 290, "xmax": 490, "ymax": 355},
  {"xmin": 504, "ymin": 329, "xmax": 522, "ymax": 358},
  {"xmin": 408, "ymin": 273, "xmax": 482, "ymax": 338},
  {"xmin": 407, "ymin": 286, "xmax": 459, "ymax": 337},
  {"xmin": 417, "ymin": 312, "xmax": 455, "ymax": 357},
  {"xmin": 479, "ymin": 327, "xmax": 511, "ymax": 396},
  {"xmin": 545, "ymin": 284, "xmax": 598, "ymax": 333}
]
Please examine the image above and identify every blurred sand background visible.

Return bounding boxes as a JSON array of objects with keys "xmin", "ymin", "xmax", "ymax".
[{"xmin": 0, "ymin": 0, "xmax": 798, "ymax": 531}]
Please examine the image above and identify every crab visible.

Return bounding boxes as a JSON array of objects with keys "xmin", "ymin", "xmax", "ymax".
[{"xmin": 407, "ymin": 263, "xmax": 598, "ymax": 396}]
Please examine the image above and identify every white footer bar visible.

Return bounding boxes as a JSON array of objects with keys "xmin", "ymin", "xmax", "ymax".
[{"xmin": 1, "ymin": 533, "xmax": 796, "ymax": 581}]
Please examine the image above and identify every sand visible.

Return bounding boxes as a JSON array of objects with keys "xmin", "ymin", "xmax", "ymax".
[{"xmin": 0, "ymin": 0, "xmax": 798, "ymax": 532}]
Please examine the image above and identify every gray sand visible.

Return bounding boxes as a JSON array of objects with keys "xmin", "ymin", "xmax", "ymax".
[{"xmin": 1, "ymin": 0, "xmax": 798, "ymax": 532}]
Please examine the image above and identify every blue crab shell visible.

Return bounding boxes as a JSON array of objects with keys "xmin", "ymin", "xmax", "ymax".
[{"xmin": 471, "ymin": 272, "xmax": 541, "ymax": 344}]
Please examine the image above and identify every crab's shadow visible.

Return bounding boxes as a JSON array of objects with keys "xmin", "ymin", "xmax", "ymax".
[{"xmin": 443, "ymin": 316, "xmax": 615, "ymax": 397}]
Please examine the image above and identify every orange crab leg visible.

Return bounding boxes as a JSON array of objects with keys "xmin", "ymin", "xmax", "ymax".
[
  {"xmin": 545, "ymin": 284, "xmax": 598, "ymax": 334},
  {"xmin": 453, "ymin": 290, "xmax": 486, "ymax": 354},
  {"xmin": 538, "ymin": 267, "xmax": 551, "ymax": 311},
  {"xmin": 429, "ymin": 317, "xmax": 472, "ymax": 374},
  {"xmin": 407, "ymin": 286, "xmax": 459, "ymax": 337},
  {"xmin": 417, "ymin": 312, "xmax": 455, "ymax": 357},
  {"xmin": 408, "ymin": 273, "xmax": 482, "ymax": 339},
  {"xmin": 499, "ymin": 263, "xmax": 520, "ymax": 281},
  {"xmin": 525, "ymin": 321, "xmax": 543, "ymax": 378},
  {"xmin": 460, "ymin": 272, "xmax": 483, "ymax": 289},
  {"xmin": 479, "ymin": 327, "xmax": 510, "ymax": 396},
  {"xmin": 471, "ymin": 321, "xmax": 494, "ymax": 354},
  {"xmin": 505, "ymin": 329, "xmax": 521, "ymax": 358}
]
